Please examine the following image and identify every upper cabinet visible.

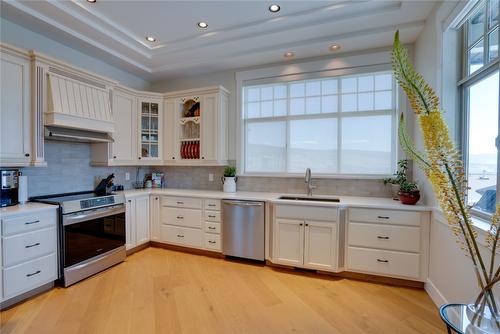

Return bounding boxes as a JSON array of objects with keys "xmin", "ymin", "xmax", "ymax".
[
  {"xmin": 138, "ymin": 96, "xmax": 163, "ymax": 164},
  {"xmin": 164, "ymin": 86, "xmax": 229, "ymax": 166},
  {"xmin": 109, "ymin": 87, "xmax": 138, "ymax": 164}
]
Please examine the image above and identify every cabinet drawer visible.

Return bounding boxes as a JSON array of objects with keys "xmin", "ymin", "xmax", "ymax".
[
  {"xmin": 348, "ymin": 222, "xmax": 421, "ymax": 253},
  {"xmin": 3, "ymin": 227, "xmax": 57, "ymax": 267},
  {"xmin": 159, "ymin": 225, "xmax": 203, "ymax": 248},
  {"xmin": 349, "ymin": 208, "xmax": 421, "ymax": 226},
  {"xmin": 204, "ymin": 210, "xmax": 221, "ymax": 222},
  {"xmin": 161, "ymin": 207, "xmax": 202, "ymax": 228},
  {"xmin": 276, "ymin": 205, "xmax": 337, "ymax": 222},
  {"xmin": 3, "ymin": 253, "xmax": 57, "ymax": 299},
  {"xmin": 347, "ymin": 246, "xmax": 420, "ymax": 279},
  {"xmin": 205, "ymin": 199, "xmax": 221, "ymax": 211},
  {"xmin": 161, "ymin": 196, "xmax": 202, "ymax": 209},
  {"xmin": 2, "ymin": 209, "xmax": 57, "ymax": 236},
  {"xmin": 204, "ymin": 234, "xmax": 221, "ymax": 251},
  {"xmin": 205, "ymin": 222, "xmax": 221, "ymax": 234}
]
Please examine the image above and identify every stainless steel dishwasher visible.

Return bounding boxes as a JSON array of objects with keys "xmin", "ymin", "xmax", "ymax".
[{"xmin": 222, "ymin": 200, "xmax": 265, "ymax": 261}]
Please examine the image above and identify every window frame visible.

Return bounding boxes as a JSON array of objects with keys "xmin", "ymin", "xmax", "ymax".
[
  {"xmin": 459, "ymin": 0, "xmax": 500, "ymax": 220},
  {"xmin": 240, "ymin": 69, "xmax": 399, "ymax": 178}
]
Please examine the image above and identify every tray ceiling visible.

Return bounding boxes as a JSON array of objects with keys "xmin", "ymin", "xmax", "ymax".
[{"xmin": 1, "ymin": 0, "xmax": 436, "ymax": 81}]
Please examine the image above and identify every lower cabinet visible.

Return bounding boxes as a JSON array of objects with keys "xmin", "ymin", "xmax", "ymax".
[
  {"xmin": 125, "ymin": 195, "xmax": 150, "ymax": 250},
  {"xmin": 273, "ymin": 205, "xmax": 338, "ymax": 272}
]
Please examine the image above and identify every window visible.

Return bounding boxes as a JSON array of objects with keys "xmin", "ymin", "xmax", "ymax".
[
  {"xmin": 461, "ymin": 0, "xmax": 500, "ymax": 218},
  {"xmin": 242, "ymin": 71, "xmax": 397, "ymax": 175}
]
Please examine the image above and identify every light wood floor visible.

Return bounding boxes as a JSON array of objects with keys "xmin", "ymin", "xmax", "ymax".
[{"xmin": 1, "ymin": 247, "xmax": 445, "ymax": 334}]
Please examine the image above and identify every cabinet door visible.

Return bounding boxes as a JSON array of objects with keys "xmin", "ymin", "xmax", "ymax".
[
  {"xmin": 274, "ymin": 218, "xmax": 304, "ymax": 266},
  {"xmin": 125, "ymin": 198, "xmax": 136, "ymax": 250},
  {"xmin": 304, "ymin": 221, "xmax": 337, "ymax": 271},
  {"xmin": 138, "ymin": 98, "xmax": 162, "ymax": 163},
  {"xmin": 200, "ymin": 94, "xmax": 217, "ymax": 161},
  {"xmin": 163, "ymin": 98, "xmax": 177, "ymax": 162},
  {"xmin": 112, "ymin": 90, "xmax": 137, "ymax": 164},
  {"xmin": 135, "ymin": 196, "xmax": 150, "ymax": 245},
  {"xmin": 150, "ymin": 195, "xmax": 160, "ymax": 242},
  {"xmin": 0, "ymin": 52, "xmax": 31, "ymax": 165}
]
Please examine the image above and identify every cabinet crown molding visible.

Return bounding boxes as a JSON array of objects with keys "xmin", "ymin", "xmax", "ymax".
[{"xmin": 163, "ymin": 85, "xmax": 229, "ymax": 98}]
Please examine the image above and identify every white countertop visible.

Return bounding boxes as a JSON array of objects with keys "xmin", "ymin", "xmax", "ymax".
[
  {"xmin": 0, "ymin": 202, "xmax": 58, "ymax": 216},
  {"xmin": 121, "ymin": 188, "xmax": 432, "ymax": 211}
]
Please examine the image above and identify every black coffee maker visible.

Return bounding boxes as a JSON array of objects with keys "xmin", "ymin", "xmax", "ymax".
[{"xmin": 1, "ymin": 169, "xmax": 19, "ymax": 207}]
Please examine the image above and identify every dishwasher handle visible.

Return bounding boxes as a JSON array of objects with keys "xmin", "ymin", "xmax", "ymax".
[{"xmin": 223, "ymin": 200, "xmax": 264, "ymax": 207}]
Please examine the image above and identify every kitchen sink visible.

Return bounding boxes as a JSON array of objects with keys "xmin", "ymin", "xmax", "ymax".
[{"xmin": 278, "ymin": 195, "xmax": 340, "ymax": 203}]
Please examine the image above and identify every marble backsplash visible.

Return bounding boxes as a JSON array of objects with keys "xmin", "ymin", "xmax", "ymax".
[{"xmin": 19, "ymin": 141, "xmax": 392, "ymax": 198}]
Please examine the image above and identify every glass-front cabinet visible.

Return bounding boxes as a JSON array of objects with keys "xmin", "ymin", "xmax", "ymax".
[
  {"xmin": 179, "ymin": 96, "xmax": 201, "ymax": 160},
  {"xmin": 138, "ymin": 97, "xmax": 162, "ymax": 163}
]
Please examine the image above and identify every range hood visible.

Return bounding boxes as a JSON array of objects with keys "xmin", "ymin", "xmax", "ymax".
[
  {"xmin": 45, "ymin": 69, "xmax": 115, "ymax": 138},
  {"xmin": 45, "ymin": 125, "xmax": 114, "ymax": 143}
]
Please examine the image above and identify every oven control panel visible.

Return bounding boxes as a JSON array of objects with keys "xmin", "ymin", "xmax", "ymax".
[{"xmin": 80, "ymin": 196, "xmax": 115, "ymax": 209}]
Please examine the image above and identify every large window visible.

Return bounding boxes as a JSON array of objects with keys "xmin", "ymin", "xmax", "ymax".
[
  {"xmin": 461, "ymin": 0, "xmax": 499, "ymax": 218},
  {"xmin": 242, "ymin": 71, "xmax": 397, "ymax": 175}
]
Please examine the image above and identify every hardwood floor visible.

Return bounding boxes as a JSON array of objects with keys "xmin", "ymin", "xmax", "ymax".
[{"xmin": 0, "ymin": 247, "xmax": 446, "ymax": 333}]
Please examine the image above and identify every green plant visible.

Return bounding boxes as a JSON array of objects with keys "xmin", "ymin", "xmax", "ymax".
[
  {"xmin": 383, "ymin": 159, "xmax": 408, "ymax": 185},
  {"xmin": 223, "ymin": 166, "xmax": 236, "ymax": 177},
  {"xmin": 398, "ymin": 181, "xmax": 418, "ymax": 193}
]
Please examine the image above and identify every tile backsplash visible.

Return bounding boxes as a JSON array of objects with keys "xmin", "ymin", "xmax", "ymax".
[
  {"xmin": 19, "ymin": 141, "xmax": 391, "ymax": 198},
  {"xmin": 20, "ymin": 141, "xmax": 147, "ymax": 197}
]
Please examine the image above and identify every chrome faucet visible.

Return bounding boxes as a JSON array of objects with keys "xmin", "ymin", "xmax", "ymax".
[{"xmin": 305, "ymin": 168, "xmax": 316, "ymax": 196}]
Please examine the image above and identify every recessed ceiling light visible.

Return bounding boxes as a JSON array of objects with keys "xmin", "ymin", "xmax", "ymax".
[
  {"xmin": 197, "ymin": 22, "xmax": 208, "ymax": 29},
  {"xmin": 329, "ymin": 44, "xmax": 341, "ymax": 52},
  {"xmin": 269, "ymin": 4, "xmax": 280, "ymax": 12},
  {"xmin": 284, "ymin": 51, "xmax": 295, "ymax": 58},
  {"xmin": 86, "ymin": 0, "xmax": 96, "ymax": 3},
  {"xmin": 146, "ymin": 36, "xmax": 157, "ymax": 42}
]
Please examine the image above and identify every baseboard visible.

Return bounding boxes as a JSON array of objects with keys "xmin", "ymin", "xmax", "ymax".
[
  {"xmin": 150, "ymin": 241, "xmax": 224, "ymax": 259},
  {"xmin": 0, "ymin": 282, "xmax": 54, "ymax": 310},
  {"xmin": 425, "ymin": 278, "xmax": 448, "ymax": 307},
  {"xmin": 126, "ymin": 242, "xmax": 151, "ymax": 256}
]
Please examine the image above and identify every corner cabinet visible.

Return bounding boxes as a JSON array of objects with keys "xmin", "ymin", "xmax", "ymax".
[
  {"xmin": 91, "ymin": 87, "xmax": 163, "ymax": 166},
  {"xmin": 125, "ymin": 195, "xmax": 151, "ymax": 250},
  {"xmin": 0, "ymin": 45, "xmax": 41, "ymax": 167},
  {"xmin": 164, "ymin": 86, "xmax": 229, "ymax": 165}
]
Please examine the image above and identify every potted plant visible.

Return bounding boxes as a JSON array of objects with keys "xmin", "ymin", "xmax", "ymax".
[
  {"xmin": 383, "ymin": 159, "xmax": 408, "ymax": 199},
  {"xmin": 398, "ymin": 181, "xmax": 420, "ymax": 205},
  {"xmin": 222, "ymin": 166, "xmax": 237, "ymax": 193},
  {"xmin": 393, "ymin": 31, "xmax": 499, "ymax": 330}
]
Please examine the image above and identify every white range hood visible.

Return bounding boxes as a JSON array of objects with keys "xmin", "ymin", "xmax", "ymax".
[{"xmin": 46, "ymin": 70, "xmax": 114, "ymax": 135}]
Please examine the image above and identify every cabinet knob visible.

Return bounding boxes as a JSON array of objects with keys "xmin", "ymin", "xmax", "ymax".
[
  {"xmin": 113, "ymin": 156, "xmax": 117, "ymax": 159},
  {"xmin": 155, "ymin": 197, "xmax": 158, "ymax": 200},
  {"xmin": 305, "ymin": 223, "xmax": 309, "ymax": 226},
  {"xmin": 25, "ymin": 153, "xmax": 30, "ymax": 157},
  {"xmin": 299, "ymin": 223, "xmax": 303, "ymax": 226},
  {"xmin": 172, "ymin": 157, "xmax": 175, "ymax": 159},
  {"xmin": 138, "ymin": 157, "xmax": 141, "ymax": 160},
  {"xmin": 202, "ymin": 156, "xmax": 205, "ymax": 160},
  {"xmin": 128, "ymin": 200, "xmax": 132, "ymax": 203}
]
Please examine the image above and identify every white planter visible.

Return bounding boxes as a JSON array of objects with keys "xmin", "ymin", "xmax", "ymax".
[{"xmin": 222, "ymin": 176, "xmax": 237, "ymax": 193}]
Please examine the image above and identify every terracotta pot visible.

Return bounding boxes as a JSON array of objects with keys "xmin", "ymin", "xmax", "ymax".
[{"xmin": 398, "ymin": 190, "xmax": 420, "ymax": 205}]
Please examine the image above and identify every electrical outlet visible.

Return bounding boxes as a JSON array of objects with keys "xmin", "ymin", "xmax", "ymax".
[
  {"xmin": 125, "ymin": 172, "xmax": 130, "ymax": 181},
  {"xmin": 208, "ymin": 173, "xmax": 214, "ymax": 182}
]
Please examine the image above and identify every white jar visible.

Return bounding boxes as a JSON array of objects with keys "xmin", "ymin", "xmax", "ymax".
[{"xmin": 222, "ymin": 176, "xmax": 237, "ymax": 193}]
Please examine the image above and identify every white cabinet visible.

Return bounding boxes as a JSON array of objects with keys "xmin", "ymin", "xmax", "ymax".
[
  {"xmin": 164, "ymin": 86, "xmax": 229, "ymax": 165},
  {"xmin": 1, "ymin": 206, "xmax": 58, "ymax": 304},
  {"xmin": 138, "ymin": 97, "xmax": 163, "ymax": 164},
  {"xmin": 273, "ymin": 205, "xmax": 338, "ymax": 272},
  {"xmin": 125, "ymin": 195, "xmax": 150, "ymax": 250},
  {"xmin": 150, "ymin": 195, "xmax": 161, "ymax": 242},
  {"xmin": 0, "ymin": 45, "xmax": 32, "ymax": 167},
  {"xmin": 110, "ymin": 88, "xmax": 138, "ymax": 164},
  {"xmin": 346, "ymin": 208, "xmax": 429, "ymax": 281}
]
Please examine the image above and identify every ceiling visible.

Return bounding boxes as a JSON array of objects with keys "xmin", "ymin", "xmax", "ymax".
[{"xmin": 1, "ymin": 0, "xmax": 437, "ymax": 81}]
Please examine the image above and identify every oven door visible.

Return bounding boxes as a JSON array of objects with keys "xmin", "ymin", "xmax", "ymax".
[{"xmin": 62, "ymin": 205, "xmax": 125, "ymax": 268}]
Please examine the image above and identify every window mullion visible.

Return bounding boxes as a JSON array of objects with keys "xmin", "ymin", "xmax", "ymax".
[{"xmin": 337, "ymin": 78, "xmax": 342, "ymax": 174}]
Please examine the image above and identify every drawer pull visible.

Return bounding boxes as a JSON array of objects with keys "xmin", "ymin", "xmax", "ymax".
[
  {"xmin": 377, "ymin": 216, "xmax": 390, "ymax": 219},
  {"xmin": 25, "ymin": 242, "xmax": 41, "ymax": 248},
  {"xmin": 176, "ymin": 201, "xmax": 184, "ymax": 205},
  {"xmin": 208, "ymin": 204, "xmax": 216, "ymax": 207},
  {"xmin": 176, "ymin": 216, "xmax": 184, "ymax": 219},
  {"xmin": 177, "ymin": 234, "xmax": 184, "ymax": 238},
  {"xmin": 25, "ymin": 220, "xmax": 40, "ymax": 225},
  {"xmin": 377, "ymin": 236, "xmax": 390, "ymax": 240},
  {"xmin": 26, "ymin": 270, "xmax": 41, "ymax": 277},
  {"xmin": 208, "ymin": 226, "xmax": 216, "ymax": 230},
  {"xmin": 208, "ymin": 215, "xmax": 216, "ymax": 218},
  {"xmin": 377, "ymin": 259, "xmax": 389, "ymax": 263},
  {"xmin": 208, "ymin": 240, "xmax": 216, "ymax": 244}
]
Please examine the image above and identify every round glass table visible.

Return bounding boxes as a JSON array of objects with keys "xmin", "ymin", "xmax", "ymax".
[{"xmin": 440, "ymin": 304, "xmax": 500, "ymax": 334}]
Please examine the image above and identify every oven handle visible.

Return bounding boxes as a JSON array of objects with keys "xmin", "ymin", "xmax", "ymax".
[{"xmin": 63, "ymin": 205, "xmax": 125, "ymax": 226}]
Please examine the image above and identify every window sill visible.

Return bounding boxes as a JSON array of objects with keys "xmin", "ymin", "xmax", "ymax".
[{"xmin": 238, "ymin": 173, "xmax": 393, "ymax": 180}]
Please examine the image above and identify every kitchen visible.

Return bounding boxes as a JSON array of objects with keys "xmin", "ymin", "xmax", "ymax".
[{"xmin": 1, "ymin": 1, "xmax": 499, "ymax": 333}]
